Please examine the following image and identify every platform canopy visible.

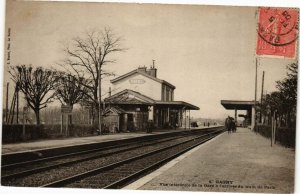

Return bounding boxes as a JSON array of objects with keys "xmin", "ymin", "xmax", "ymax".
[
  {"xmin": 221, "ymin": 100, "xmax": 256, "ymax": 110},
  {"xmin": 105, "ymin": 89, "xmax": 199, "ymax": 110},
  {"xmin": 155, "ymin": 101, "xmax": 199, "ymax": 110}
]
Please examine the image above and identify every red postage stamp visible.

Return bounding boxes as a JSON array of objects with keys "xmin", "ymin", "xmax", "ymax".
[{"xmin": 256, "ymin": 7, "xmax": 299, "ymax": 58}]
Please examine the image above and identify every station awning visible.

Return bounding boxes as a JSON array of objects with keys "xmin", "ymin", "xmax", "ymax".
[
  {"xmin": 155, "ymin": 101, "xmax": 200, "ymax": 110},
  {"xmin": 221, "ymin": 100, "xmax": 256, "ymax": 110},
  {"xmin": 104, "ymin": 89, "xmax": 199, "ymax": 110}
]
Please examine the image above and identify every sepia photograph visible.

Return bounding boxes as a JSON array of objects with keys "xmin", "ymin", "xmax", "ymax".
[{"xmin": 0, "ymin": 0, "xmax": 299, "ymax": 193}]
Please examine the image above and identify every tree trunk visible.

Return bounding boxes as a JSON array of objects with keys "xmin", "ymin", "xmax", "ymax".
[
  {"xmin": 68, "ymin": 114, "xmax": 73, "ymax": 136},
  {"xmin": 287, "ymin": 112, "xmax": 291, "ymax": 128},
  {"xmin": 278, "ymin": 115, "xmax": 281, "ymax": 127},
  {"xmin": 93, "ymin": 90, "xmax": 99, "ymax": 127},
  {"xmin": 95, "ymin": 102, "xmax": 100, "ymax": 127},
  {"xmin": 69, "ymin": 114, "xmax": 72, "ymax": 125},
  {"xmin": 35, "ymin": 109, "xmax": 40, "ymax": 126}
]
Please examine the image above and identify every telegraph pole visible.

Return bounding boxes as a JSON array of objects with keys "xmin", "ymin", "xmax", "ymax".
[
  {"xmin": 260, "ymin": 71, "xmax": 265, "ymax": 123},
  {"xmin": 98, "ymin": 66, "xmax": 102, "ymax": 135},
  {"xmin": 253, "ymin": 8, "xmax": 259, "ymax": 133},
  {"xmin": 6, "ymin": 82, "xmax": 9, "ymax": 123},
  {"xmin": 16, "ymin": 82, "xmax": 19, "ymax": 124},
  {"xmin": 254, "ymin": 58, "xmax": 258, "ymax": 133}
]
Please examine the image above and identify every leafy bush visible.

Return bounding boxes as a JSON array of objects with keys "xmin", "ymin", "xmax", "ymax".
[{"xmin": 257, "ymin": 125, "xmax": 295, "ymax": 148}]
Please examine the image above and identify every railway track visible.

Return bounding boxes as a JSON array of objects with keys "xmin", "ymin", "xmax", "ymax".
[
  {"xmin": 1, "ymin": 127, "xmax": 224, "ymax": 188},
  {"xmin": 1, "ymin": 128, "xmax": 215, "ymax": 175},
  {"xmin": 46, "ymin": 128, "xmax": 223, "ymax": 189},
  {"xmin": 2, "ymin": 128, "xmax": 213, "ymax": 167},
  {"xmin": 2, "ymin": 134, "xmax": 192, "ymax": 179}
]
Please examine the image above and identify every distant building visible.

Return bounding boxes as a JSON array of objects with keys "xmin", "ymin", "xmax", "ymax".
[{"xmin": 103, "ymin": 65, "xmax": 199, "ymax": 132}]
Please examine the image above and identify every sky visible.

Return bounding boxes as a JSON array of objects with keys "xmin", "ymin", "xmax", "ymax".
[{"xmin": 3, "ymin": 0, "xmax": 298, "ymax": 119}]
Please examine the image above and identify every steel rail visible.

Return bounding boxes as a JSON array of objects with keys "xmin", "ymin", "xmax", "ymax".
[
  {"xmin": 42, "ymin": 129, "xmax": 223, "ymax": 188},
  {"xmin": 2, "ymin": 129, "xmax": 198, "ymax": 170},
  {"xmin": 2, "ymin": 127, "xmax": 220, "ymax": 168},
  {"xmin": 1, "ymin": 131, "xmax": 204, "ymax": 181},
  {"xmin": 2, "ymin": 133, "xmax": 184, "ymax": 169},
  {"xmin": 104, "ymin": 132, "xmax": 221, "ymax": 189}
]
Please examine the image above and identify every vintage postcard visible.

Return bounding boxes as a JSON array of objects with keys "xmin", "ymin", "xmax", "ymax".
[{"xmin": 1, "ymin": 1, "xmax": 299, "ymax": 194}]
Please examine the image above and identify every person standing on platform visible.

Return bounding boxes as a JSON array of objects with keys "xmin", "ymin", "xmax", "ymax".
[
  {"xmin": 232, "ymin": 121, "xmax": 237, "ymax": 132},
  {"xmin": 225, "ymin": 116, "xmax": 232, "ymax": 134}
]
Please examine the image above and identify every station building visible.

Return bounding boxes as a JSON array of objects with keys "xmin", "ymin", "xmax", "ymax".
[{"xmin": 103, "ymin": 65, "xmax": 199, "ymax": 132}]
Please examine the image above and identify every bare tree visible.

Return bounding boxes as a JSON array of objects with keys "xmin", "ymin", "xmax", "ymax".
[
  {"xmin": 55, "ymin": 73, "xmax": 89, "ymax": 125},
  {"xmin": 9, "ymin": 65, "xmax": 58, "ymax": 126},
  {"xmin": 56, "ymin": 73, "xmax": 89, "ymax": 106},
  {"xmin": 61, "ymin": 28, "xmax": 125, "ymax": 129}
]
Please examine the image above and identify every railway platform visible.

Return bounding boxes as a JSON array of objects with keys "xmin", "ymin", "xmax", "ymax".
[
  {"xmin": 124, "ymin": 127, "xmax": 295, "ymax": 193},
  {"xmin": 1, "ymin": 126, "xmax": 215, "ymax": 155}
]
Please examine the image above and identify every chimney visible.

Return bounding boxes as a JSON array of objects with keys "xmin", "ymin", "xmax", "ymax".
[
  {"xmin": 148, "ymin": 60, "xmax": 157, "ymax": 77},
  {"xmin": 137, "ymin": 66, "xmax": 147, "ymax": 73}
]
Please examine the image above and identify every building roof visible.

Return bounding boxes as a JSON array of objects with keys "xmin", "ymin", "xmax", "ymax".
[
  {"xmin": 105, "ymin": 89, "xmax": 155, "ymax": 105},
  {"xmin": 221, "ymin": 100, "xmax": 256, "ymax": 110},
  {"xmin": 111, "ymin": 68, "xmax": 176, "ymax": 89},
  {"xmin": 103, "ymin": 106, "xmax": 127, "ymax": 115},
  {"xmin": 104, "ymin": 89, "xmax": 199, "ymax": 110},
  {"xmin": 155, "ymin": 101, "xmax": 200, "ymax": 110}
]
